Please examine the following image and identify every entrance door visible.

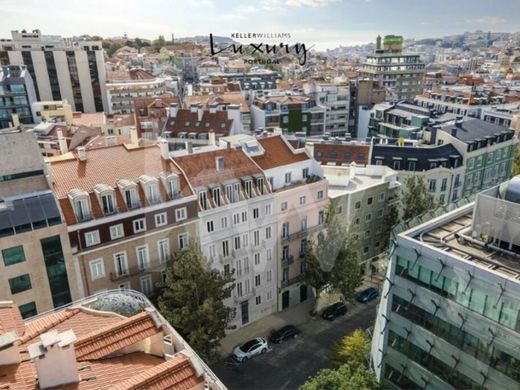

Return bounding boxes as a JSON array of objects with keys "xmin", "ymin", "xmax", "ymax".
[
  {"xmin": 241, "ymin": 300, "xmax": 249, "ymax": 325},
  {"xmin": 282, "ymin": 291, "xmax": 290, "ymax": 309},
  {"xmin": 300, "ymin": 285, "xmax": 308, "ymax": 302}
]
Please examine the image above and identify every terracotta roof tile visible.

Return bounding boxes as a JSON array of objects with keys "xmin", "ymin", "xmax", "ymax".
[
  {"xmin": 74, "ymin": 311, "xmax": 158, "ymax": 361},
  {"xmin": 108, "ymin": 355, "xmax": 203, "ymax": 390},
  {"xmin": 252, "ymin": 135, "xmax": 310, "ymax": 170},
  {"xmin": 184, "ymin": 92, "xmax": 249, "ymax": 113},
  {"xmin": 0, "ymin": 304, "xmax": 25, "ymax": 337},
  {"xmin": 173, "ymin": 148, "xmax": 264, "ymax": 188},
  {"xmin": 163, "ymin": 110, "xmax": 233, "ymax": 135}
]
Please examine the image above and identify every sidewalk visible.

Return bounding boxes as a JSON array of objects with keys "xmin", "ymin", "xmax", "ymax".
[{"xmin": 218, "ymin": 274, "xmax": 385, "ymax": 357}]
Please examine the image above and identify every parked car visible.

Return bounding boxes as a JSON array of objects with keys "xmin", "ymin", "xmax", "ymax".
[
  {"xmin": 232, "ymin": 337, "xmax": 268, "ymax": 362},
  {"xmin": 269, "ymin": 325, "xmax": 300, "ymax": 344},
  {"xmin": 357, "ymin": 287, "xmax": 379, "ymax": 303},
  {"xmin": 321, "ymin": 302, "xmax": 347, "ymax": 320}
]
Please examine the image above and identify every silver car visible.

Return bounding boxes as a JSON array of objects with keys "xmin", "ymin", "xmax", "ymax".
[{"xmin": 232, "ymin": 337, "xmax": 268, "ymax": 362}]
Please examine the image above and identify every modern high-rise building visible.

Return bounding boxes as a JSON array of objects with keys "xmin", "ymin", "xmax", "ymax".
[
  {"xmin": 0, "ymin": 64, "xmax": 37, "ymax": 128},
  {"xmin": 359, "ymin": 35, "xmax": 425, "ymax": 101},
  {"xmin": 371, "ymin": 178, "xmax": 520, "ymax": 389},
  {"xmin": 0, "ymin": 29, "xmax": 108, "ymax": 113}
]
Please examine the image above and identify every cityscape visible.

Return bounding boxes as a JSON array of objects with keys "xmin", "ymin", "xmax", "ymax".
[{"xmin": 1, "ymin": 1, "xmax": 520, "ymax": 389}]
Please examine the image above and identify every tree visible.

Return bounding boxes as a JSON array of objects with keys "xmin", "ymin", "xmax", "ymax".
[
  {"xmin": 304, "ymin": 201, "xmax": 363, "ymax": 304},
  {"xmin": 158, "ymin": 244, "xmax": 236, "ymax": 362},
  {"xmin": 513, "ymin": 148, "xmax": 520, "ymax": 176},
  {"xmin": 152, "ymin": 35, "xmax": 166, "ymax": 52},
  {"xmin": 332, "ymin": 329, "xmax": 370, "ymax": 367},
  {"xmin": 402, "ymin": 176, "xmax": 435, "ymax": 221},
  {"xmin": 300, "ymin": 364, "xmax": 379, "ymax": 390}
]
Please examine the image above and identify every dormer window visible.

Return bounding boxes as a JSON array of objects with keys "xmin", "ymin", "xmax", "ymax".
[
  {"xmin": 160, "ymin": 172, "xmax": 180, "ymax": 200},
  {"xmin": 198, "ymin": 190, "xmax": 208, "ymax": 210},
  {"xmin": 140, "ymin": 175, "xmax": 161, "ymax": 205},
  {"xmin": 244, "ymin": 180, "xmax": 252, "ymax": 198},
  {"xmin": 256, "ymin": 177, "xmax": 265, "ymax": 194},
  {"xmin": 216, "ymin": 157, "xmax": 224, "ymax": 172},
  {"xmin": 68, "ymin": 189, "xmax": 91, "ymax": 222},
  {"xmin": 212, "ymin": 186, "xmax": 222, "ymax": 207},
  {"xmin": 94, "ymin": 184, "xmax": 116, "ymax": 215}
]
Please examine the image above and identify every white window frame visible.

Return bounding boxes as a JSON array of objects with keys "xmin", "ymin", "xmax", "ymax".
[
  {"xmin": 140, "ymin": 274, "xmax": 153, "ymax": 296},
  {"xmin": 85, "ymin": 230, "xmax": 100, "ymax": 247},
  {"xmin": 136, "ymin": 245, "xmax": 150, "ymax": 270},
  {"xmin": 158, "ymin": 239, "xmax": 170, "ymax": 263},
  {"xmin": 155, "ymin": 212, "xmax": 167, "ymax": 227},
  {"xmin": 178, "ymin": 233, "xmax": 189, "ymax": 250},
  {"xmin": 133, "ymin": 218, "xmax": 146, "ymax": 233},
  {"xmin": 175, "ymin": 207, "xmax": 187, "ymax": 222},
  {"xmin": 109, "ymin": 224, "xmax": 124, "ymax": 240},
  {"xmin": 89, "ymin": 258, "xmax": 105, "ymax": 280},
  {"xmin": 113, "ymin": 252, "xmax": 128, "ymax": 276}
]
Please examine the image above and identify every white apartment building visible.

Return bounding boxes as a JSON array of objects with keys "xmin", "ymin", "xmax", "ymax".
[
  {"xmin": 0, "ymin": 29, "xmax": 108, "ymax": 113},
  {"xmin": 304, "ymin": 81, "xmax": 351, "ymax": 136},
  {"xmin": 172, "ymin": 146, "xmax": 278, "ymax": 330}
]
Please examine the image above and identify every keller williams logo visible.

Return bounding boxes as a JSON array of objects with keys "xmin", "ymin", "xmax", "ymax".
[{"xmin": 209, "ymin": 33, "xmax": 312, "ymax": 66}]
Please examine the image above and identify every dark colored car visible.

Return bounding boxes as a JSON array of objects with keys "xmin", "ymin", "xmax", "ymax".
[
  {"xmin": 321, "ymin": 302, "xmax": 347, "ymax": 320},
  {"xmin": 357, "ymin": 287, "xmax": 379, "ymax": 303},
  {"xmin": 269, "ymin": 325, "xmax": 300, "ymax": 344}
]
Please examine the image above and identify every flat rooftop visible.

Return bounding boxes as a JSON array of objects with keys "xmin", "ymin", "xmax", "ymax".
[{"xmin": 412, "ymin": 207, "xmax": 520, "ymax": 281}]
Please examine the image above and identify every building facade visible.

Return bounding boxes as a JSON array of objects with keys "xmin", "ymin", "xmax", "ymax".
[
  {"xmin": 48, "ymin": 141, "xmax": 198, "ymax": 298},
  {"xmin": 0, "ymin": 29, "xmax": 108, "ymax": 113},
  {"xmin": 0, "ymin": 130, "xmax": 81, "ymax": 317},
  {"xmin": 372, "ymin": 180, "xmax": 520, "ymax": 389},
  {"xmin": 0, "ymin": 65, "xmax": 37, "ymax": 128}
]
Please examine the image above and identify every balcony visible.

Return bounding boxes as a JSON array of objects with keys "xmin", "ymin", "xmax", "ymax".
[
  {"xmin": 76, "ymin": 212, "xmax": 93, "ymax": 222},
  {"xmin": 282, "ymin": 224, "xmax": 323, "ymax": 242},
  {"xmin": 127, "ymin": 200, "xmax": 142, "ymax": 210},
  {"xmin": 281, "ymin": 273, "xmax": 306, "ymax": 288},
  {"xmin": 110, "ymin": 264, "xmax": 149, "ymax": 282},
  {"xmin": 233, "ymin": 288, "xmax": 255, "ymax": 303},
  {"xmin": 281, "ymin": 255, "xmax": 294, "ymax": 268}
]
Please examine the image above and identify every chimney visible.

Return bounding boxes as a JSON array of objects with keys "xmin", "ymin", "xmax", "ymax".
[
  {"xmin": 28, "ymin": 330, "xmax": 79, "ymax": 389},
  {"xmin": 186, "ymin": 141, "xmax": 193, "ymax": 154},
  {"xmin": 451, "ymin": 127, "xmax": 458, "ymax": 137},
  {"xmin": 77, "ymin": 147, "xmax": 87, "ymax": 161},
  {"xmin": 209, "ymin": 103, "xmax": 218, "ymax": 114},
  {"xmin": 189, "ymin": 104, "xmax": 198, "ymax": 113},
  {"xmin": 130, "ymin": 127, "xmax": 139, "ymax": 145},
  {"xmin": 57, "ymin": 129, "xmax": 68, "ymax": 154},
  {"xmin": 169, "ymin": 103, "xmax": 178, "ymax": 118},
  {"xmin": 0, "ymin": 331, "xmax": 21, "ymax": 365},
  {"xmin": 159, "ymin": 138, "xmax": 169, "ymax": 159},
  {"xmin": 273, "ymin": 127, "xmax": 282, "ymax": 135},
  {"xmin": 208, "ymin": 130, "xmax": 216, "ymax": 146},
  {"xmin": 197, "ymin": 104, "xmax": 203, "ymax": 121},
  {"xmin": 376, "ymin": 35, "xmax": 382, "ymax": 50},
  {"xmin": 455, "ymin": 116, "xmax": 463, "ymax": 128},
  {"xmin": 9, "ymin": 113, "xmax": 20, "ymax": 128}
]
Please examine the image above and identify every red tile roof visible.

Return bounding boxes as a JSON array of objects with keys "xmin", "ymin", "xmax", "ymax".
[
  {"xmin": 173, "ymin": 148, "xmax": 263, "ymax": 188},
  {"xmin": 252, "ymin": 135, "xmax": 310, "ymax": 170},
  {"xmin": 0, "ymin": 303, "xmax": 25, "ymax": 337},
  {"xmin": 184, "ymin": 92, "xmax": 250, "ymax": 113},
  {"xmin": 163, "ymin": 109, "xmax": 233, "ymax": 136}
]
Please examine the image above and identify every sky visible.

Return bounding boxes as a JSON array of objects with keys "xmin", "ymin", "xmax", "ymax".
[{"xmin": 1, "ymin": 0, "xmax": 519, "ymax": 50}]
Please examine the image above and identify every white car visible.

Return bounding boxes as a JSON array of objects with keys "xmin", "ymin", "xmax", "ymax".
[{"xmin": 232, "ymin": 337, "xmax": 268, "ymax": 362}]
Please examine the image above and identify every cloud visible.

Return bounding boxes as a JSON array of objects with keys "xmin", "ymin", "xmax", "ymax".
[
  {"xmin": 263, "ymin": 0, "xmax": 338, "ymax": 10},
  {"xmin": 467, "ymin": 16, "xmax": 506, "ymax": 25}
]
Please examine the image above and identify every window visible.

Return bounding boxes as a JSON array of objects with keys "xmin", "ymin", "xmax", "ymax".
[
  {"xmin": 266, "ymin": 226, "xmax": 272, "ymax": 240},
  {"xmin": 355, "ymin": 201, "xmax": 361, "ymax": 209},
  {"xmin": 244, "ymin": 180, "xmax": 253, "ymax": 198},
  {"xmin": 85, "ymin": 230, "xmax": 100, "ymax": 247},
  {"xmin": 133, "ymin": 219, "xmax": 146, "ymax": 233},
  {"xmin": 365, "ymin": 214, "xmax": 372, "ymax": 222},
  {"xmin": 283, "ymin": 115, "xmax": 288, "ymax": 124},
  {"xmin": 207, "ymin": 220, "xmax": 214, "ymax": 232},
  {"xmin": 281, "ymin": 201, "xmax": 288, "ymax": 211},
  {"xmin": 175, "ymin": 207, "xmax": 187, "ymax": 221},
  {"xmin": 243, "ymin": 234, "xmax": 249, "ymax": 247},
  {"xmin": 216, "ymin": 156, "xmax": 225, "ymax": 171},
  {"xmin": 317, "ymin": 190, "xmax": 324, "ymax": 199},
  {"xmin": 265, "ymin": 203, "xmax": 272, "ymax": 215},
  {"xmin": 19, "ymin": 302, "xmax": 37, "ymax": 319},
  {"xmin": 89, "ymin": 259, "xmax": 105, "ymax": 280},
  {"xmin": 253, "ymin": 208, "xmax": 259, "ymax": 219},
  {"xmin": 393, "ymin": 161, "xmax": 400, "ymax": 170},
  {"xmin": 301, "ymin": 216, "xmax": 307, "ymax": 231},
  {"xmin": 110, "ymin": 224, "xmax": 124, "ymax": 240},
  {"xmin": 254, "ymin": 253, "xmax": 260, "ymax": 266},
  {"xmin": 234, "ymin": 236, "xmax": 241, "ymax": 250},
  {"xmin": 408, "ymin": 161, "xmax": 416, "ymax": 171},
  {"xmin": 379, "ymin": 192, "xmax": 385, "ymax": 202},
  {"xmin": 136, "ymin": 245, "xmax": 150, "ymax": 270},
  {"xmin": 158, "ymin": 239, "xmax": 170, "ymax": 263},
  {"xmin": 255, "ymin": 274, "xmax": 261, "ymax": 286},
  {"xmin": 9, "ymin": 274, "xmax": 32, "ymax": 294},
  {"xmin": 267, "ymin": 270, "xmax": 272, "ymax": 282},
  {"xmin": 233, "ymin": 213, "xmax": 240, "ymax": 225},
  {"xmin": 300, "ymin": 196, "xmax": 306, "ymax": 205},
  {"xmin": 222, "ymin": 240, "xmax": 230, "ymax": 257},
  {"xmin": 178, "ymin": 233, "xmax": 189, "ymax": 250},
  {"xmin": 209, "ymin": 243, "xmax": 216, "ymax": 259},
  {"xmin": 2, "ymin": 246, "xmax": 26, "ymax": 266},
  {"xmin": 253, "ymin": 230, "xmax": 260, "ymax": 246},
  {"xmin": 266, "ymin": 248, "xmax": 272, "ymax": 261},
  {"xmin": 241, "ymin": 211, "xmax": 248, "ymax": 222},
  {"xmin": 282, "ymin": 222, "xmax": 289, "ymax": 238},
  {"xmin": 74, "ymin": 198, "xmax": 91, "ymax": 221},
  {"xmin": 429, "ymin": 179, "xmax": 436, "ymax": 192},
  {"xmin": 101, "ymin": 193, "xmax": 115, "ymax": 214},
  {"xmin": 256, "ymin": 296, "xmax": 262, "ymax": 305},
  {"xmin": 155, "ymin": 213, "xmax": 167, "ymax": 227},
  {"xmin": 236, "ymin": 282, "xmax": 243, "ymax": 297},
  {"xmin": 140, "ymin": 275, "xmax": 153, "ymax": 296},
  {"xmin": 221, "ymin": 216, "xmax": 228, "ymax": 229},
  {"xmin": 114, "ymin": 252, "xmax": 128, "ymax": 276},
  {"xmin": 378, "ymin": 209, "xmax": 384, "ymax": 218},
  {"xmin": 285, "ymin": 172, "xmax": 292, "ymax": 184},
  {"xmin": 367, "ymin": 197, "xmax": 373, "ymax": 205},
  {"xmin": 302, "ymin": 168, "xmax": 309, "ymax": 178},
  {"xmin": 145, "ymin": 183, "xmax": 160, "ymax": 204},
  {"xmin": 319, "ymin": 210, "xmax": 325, "ymax": 225},
  {"xmin": 199, "ymin": 191, "xmax": 208, "ymax": 210}
]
